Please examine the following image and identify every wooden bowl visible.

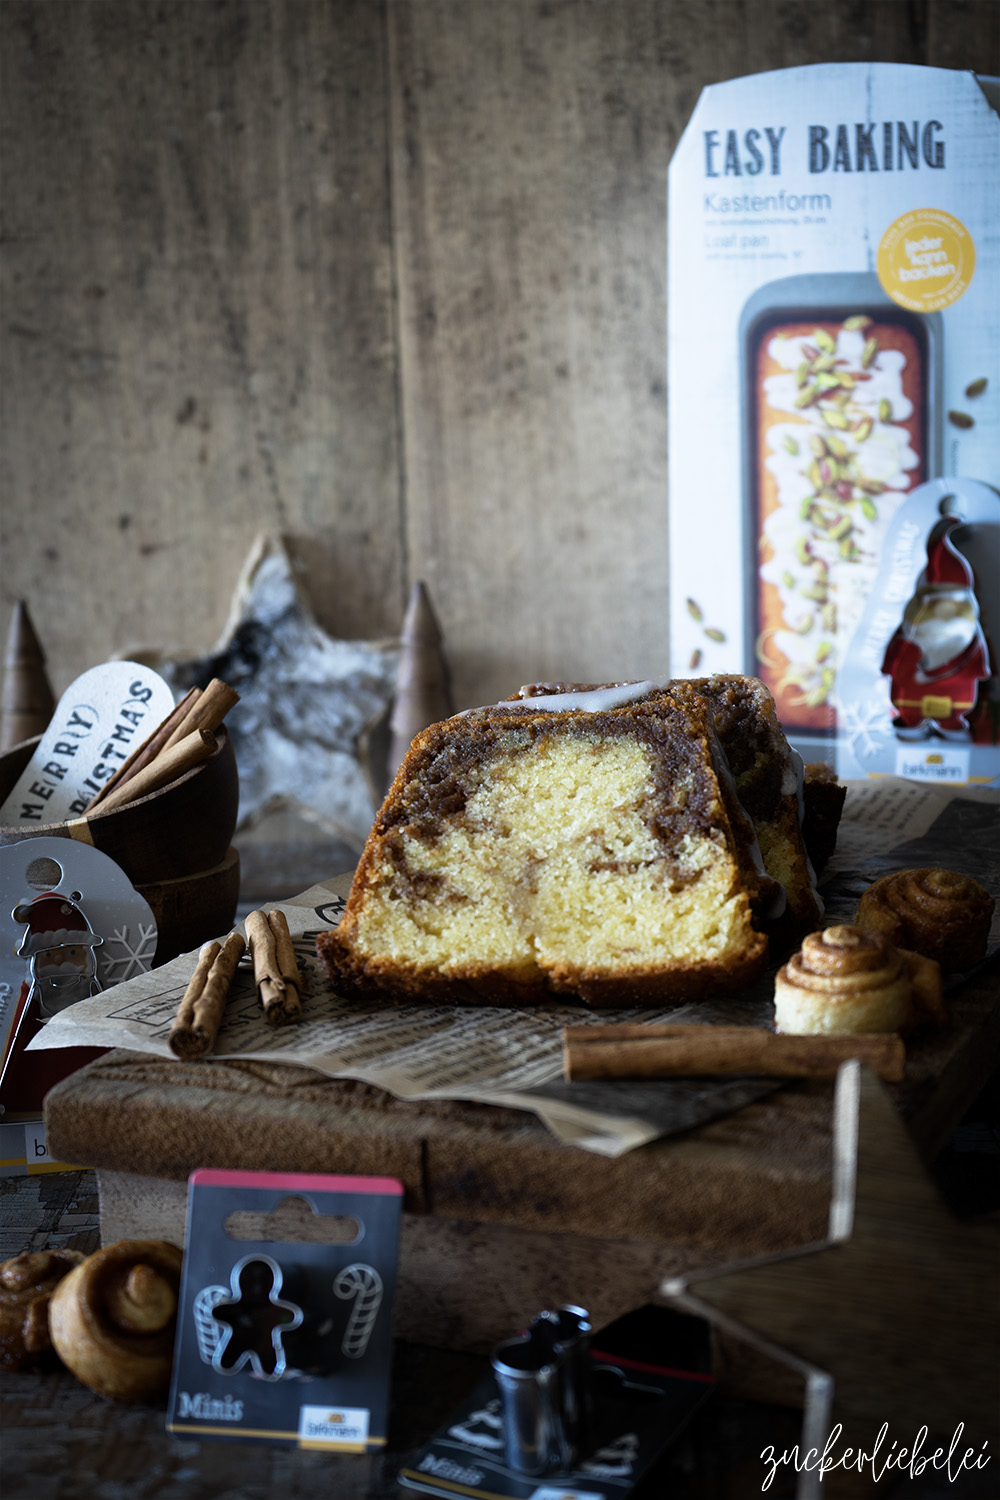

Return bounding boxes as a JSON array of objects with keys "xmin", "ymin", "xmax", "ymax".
[
  {"xmin": 0, "ymin": 726, "xmax": 240, "ymax": 887},
  {"xmin": 138, "ymin": 847, "xmax": 241, "ymax": 964}
]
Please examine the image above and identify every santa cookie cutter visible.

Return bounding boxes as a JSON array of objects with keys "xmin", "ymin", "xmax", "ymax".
[
  {"xmin": 0, "ymin": 839, "xmax": 158, "ymax": 1086},
  {"xmin": 838, "ymin": 476, "xmax": 1000, "ymax": 758},
  {"xmin": 12, "ymin": 887, "xmax": 104, "ymax": 1020},
  {"xmin": 881, "ymin": 510, "xmax": 992, "ymax": 740}
]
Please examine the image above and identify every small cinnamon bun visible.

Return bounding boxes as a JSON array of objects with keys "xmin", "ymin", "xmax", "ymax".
[
  {"xmin": 855, "ymin": 868, "xmax": 994, "ymax": 974},
  {"xmin": 774, "ymin": 925, "xmax": 943, "ymax": 1036},
  {"xmin": 48, "ymin": 1239, "xmax": 182, "ymax": 1401},
  {"xmin": 0, "ymin": 1249, "xmax": 85, "ymax": 1372}
]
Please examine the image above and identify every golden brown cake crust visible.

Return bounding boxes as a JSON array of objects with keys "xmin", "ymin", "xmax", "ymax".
[
  {"xmin": 682, "ymin": 675, "xmax": 823, "ymax": 932},
  {"xmin": 315, "ymin": 927, "xmax": 767, "ymax": 1008}
]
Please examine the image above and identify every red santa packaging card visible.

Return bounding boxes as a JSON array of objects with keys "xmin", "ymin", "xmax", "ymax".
[
  {"xmin": 836, "ymin": 476, "xmax": 999, "ymax": 785},
  {"xmin": 882, "ymin": 514, "xmax": 991, "ymax": 741}
]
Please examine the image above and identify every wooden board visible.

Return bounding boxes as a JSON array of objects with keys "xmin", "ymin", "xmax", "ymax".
[
  {"xmin": 44, "ymin": 950, "xmax": 999, "ymax": 1240},
  {"xmin": 35, "ymin": 935, "xmax": 996, "ymax": 1373}
]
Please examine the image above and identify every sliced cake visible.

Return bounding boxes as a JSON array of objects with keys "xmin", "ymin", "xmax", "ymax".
[{"xmin": 317, "ymin": 683, "xmax": 770, "ymax": 1007}]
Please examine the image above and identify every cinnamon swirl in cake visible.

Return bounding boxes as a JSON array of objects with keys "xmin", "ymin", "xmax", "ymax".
[{"xmin": 511, "ymin": 675, "xmax": 824, "ymax": 933}]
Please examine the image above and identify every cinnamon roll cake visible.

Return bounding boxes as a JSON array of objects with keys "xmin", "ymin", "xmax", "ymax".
[
  {"xmin": 774, "ymin": 925, "xmax": 944, "ymax": 1036},
  {"xmin": 855, "ymin": 868, "xmax": 994, "ymax": 974}
]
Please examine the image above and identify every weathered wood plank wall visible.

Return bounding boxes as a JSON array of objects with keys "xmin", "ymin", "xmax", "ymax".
[{"xmin": 2, "ymin": 0, "xmax": 996, "ymax": 711}]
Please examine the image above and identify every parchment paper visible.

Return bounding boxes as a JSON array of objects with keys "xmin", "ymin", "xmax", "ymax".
[{"xmin": 28, "ymin": 778, "xmax": 1000, "ymax": 1157}]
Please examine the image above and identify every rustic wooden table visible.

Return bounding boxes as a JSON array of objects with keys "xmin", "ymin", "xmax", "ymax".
[{"xmin": 3, "ymin": 1067, "xmax": 998, "ymax": 1500}]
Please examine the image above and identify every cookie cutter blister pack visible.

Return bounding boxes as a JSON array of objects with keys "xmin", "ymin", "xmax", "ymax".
[
  {"xmin": 401, "ymin": 1304, "xmax": 716, "ymax": 1500},
  {"xmin": 167, "ymin": 1168, "xmax": 403, "ymax": 1450}
]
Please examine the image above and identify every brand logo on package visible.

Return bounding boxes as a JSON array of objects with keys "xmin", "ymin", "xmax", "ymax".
[
  {"xmin": 894, "ymin": 746, "xmax": 971, "ymax": 784},
  {"xmin": 529, "ymin": 1489, "xmax": 606, "ymax": 1500},
  {"xmin": 298, "ymin": 1405, "xmax": 370, "ymax": 1449}
]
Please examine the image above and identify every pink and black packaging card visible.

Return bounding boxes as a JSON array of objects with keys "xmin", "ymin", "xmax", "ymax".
[{"xmin": 167, "ymin": 1168, "xmax": 403, "ymax": 1450}]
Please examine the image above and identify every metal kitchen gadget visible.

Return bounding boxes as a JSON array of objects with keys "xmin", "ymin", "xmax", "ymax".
[
  {"xmin": 400, "ymin": 1304, "xmax": 716, "ymax": 1500},
  {"xmin": 490, "ymin": 1304, "xmax": 592, "ymax": 1476}
]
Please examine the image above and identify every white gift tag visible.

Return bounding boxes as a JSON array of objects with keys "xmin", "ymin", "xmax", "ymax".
[{"xmin": 0, "ymin": 661, "xmax": 175, "ymax": 827}]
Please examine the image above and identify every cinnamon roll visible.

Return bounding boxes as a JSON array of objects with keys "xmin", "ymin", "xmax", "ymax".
[
  {"xmin": 774, "ymin": 925, "xmax": 943, "ymax": 1036},
  {"xmin": 0, "ymin": 1249, "xmax": 85, "ymax": 1372},
  {"xmin": 48, "ymin": 1239, "xmax": 182, "ymax": 1401},
  {"xmin": 855, "ymin": 868, "xmax": 994, "ymax": 974}
]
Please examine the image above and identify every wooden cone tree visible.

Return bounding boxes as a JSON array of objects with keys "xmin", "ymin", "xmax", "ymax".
[
  {"xmin": 1, "ymin": 601, "xmax": 56, "ymax": 751},
  {"xmin": 388, "ymin": 581, "xmax": 454, "ymax": 775}
]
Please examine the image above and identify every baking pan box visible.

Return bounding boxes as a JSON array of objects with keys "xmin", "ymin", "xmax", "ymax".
[{"xmin": 667, "ymin": 63, "xmax": 1000, "ymax": 787}]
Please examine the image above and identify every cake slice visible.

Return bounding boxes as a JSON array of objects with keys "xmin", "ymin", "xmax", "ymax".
[
  {"xmin": 801, "ymin": 761, "xmax": 846, "ymax": 876},
  {"xmin": 683, "ymin": 675, "xmax": 822, "ymax": 932},
  {"xmin": 317, "ymin": 684, "xmax": 769, "ymax": 1007}
]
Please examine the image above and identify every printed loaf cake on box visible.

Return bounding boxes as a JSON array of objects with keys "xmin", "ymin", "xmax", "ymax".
[{"xmin": 316, "ymin": 676, "xmax": 828, "ymax": 1008}]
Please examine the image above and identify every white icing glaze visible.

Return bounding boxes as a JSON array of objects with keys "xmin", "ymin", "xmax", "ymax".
[
  {"xmin": 496, "ymin": 678, "xmax": 675, "ymax": 714},
  {"xmin": 782, "ymin": 746, "xmax": 803, "ymax": 802}
]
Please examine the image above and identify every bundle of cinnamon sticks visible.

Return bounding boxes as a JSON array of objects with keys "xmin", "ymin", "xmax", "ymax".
[
  {"xmin": 84, "ymin": 677, "xmax": 240, "ymax": 815},
  {"xmin": 168, "ymin": 908, "xmax": 304, "ymax": 1059},
  {"xmin": 562, "ymin": 1023, "xmax": 906, "ymax": 1083}
]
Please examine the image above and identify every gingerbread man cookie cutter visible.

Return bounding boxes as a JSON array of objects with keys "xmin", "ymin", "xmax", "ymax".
[{"xmin": 193, "ymin": 1255, "xmax": 304, "ymax": 1382}]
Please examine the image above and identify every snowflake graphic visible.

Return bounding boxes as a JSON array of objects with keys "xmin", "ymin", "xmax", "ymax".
[
  {"xmin": 837, "ymin": 695, "xmax": 892, "ymax": 761},
  {"xmin": 99, "ymin": 922, "xmax": 158, "ymax": 986}
]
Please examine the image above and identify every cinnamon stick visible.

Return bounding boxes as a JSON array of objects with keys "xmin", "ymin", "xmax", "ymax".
[
  {"xmin": 93, "ymin": 728, "xmax": 218, "ymax": 813},
  {"xmin": 169, "ymin": 932, "xmax": 246, "ymax": 1059},
  {"xmin": 245, "ymin": 908, "xmax": 303, "ymax": 1025},
  {"xmin": 562, "ymin": 1024, "xmax": 906, "ymax": 1083},
  {"xmin": 85, "ymin": 687, "xmax": 201, "ymax": 811},
  {"xmin": 161, "ymin": 677, "xmax": 240, "ymax": 751}
]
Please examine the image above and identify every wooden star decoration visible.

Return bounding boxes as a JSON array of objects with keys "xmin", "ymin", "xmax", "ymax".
[
  {"xmin": 157, "ymin": 534, "xmax": 400, "ymax": 848},
  {"xmin": 663, "ymin": 1061, "xmax": 999, "ymax": 1499}
]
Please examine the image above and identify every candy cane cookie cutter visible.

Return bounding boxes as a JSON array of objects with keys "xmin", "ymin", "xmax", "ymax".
[
  {"xmin": 333, "ymin": 1262, "xmax": 383, "ymax": 1359},
  {"xmin": 201, "ymin": 1254, "xmax": 304, "ymax": 1382}
]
